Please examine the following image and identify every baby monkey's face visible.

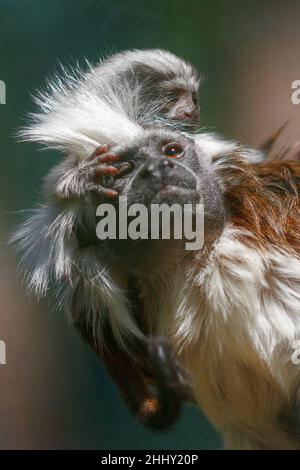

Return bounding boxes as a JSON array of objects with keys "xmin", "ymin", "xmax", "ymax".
[
  {"xmin": 163, "ymin": 87, "xmax": 199, "ymax": 127},
  {"xmin": 132, "ymin": 69, "xmax": 200, "ymax": 130},
  {"xmin": 149, "ymin": 85, "xmax": 200, "ymax": 131}
]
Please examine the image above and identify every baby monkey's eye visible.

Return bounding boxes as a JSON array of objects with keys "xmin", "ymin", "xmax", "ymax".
[
  {"xmin": 163, "ymin": 142, "xmax": 185, "ymax": 158},
  {"xmin": 167, "ymin": 89, "xmax": 181, "ymax": 103},
  {"xmin": 192, "ymin": 92, "xmax": 198, "ymax": 106}
]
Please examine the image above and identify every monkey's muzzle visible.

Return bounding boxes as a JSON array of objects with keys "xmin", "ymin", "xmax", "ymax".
[{"xmin": 127, "ymin": 155, "xmax": 200, "ymax": 207}]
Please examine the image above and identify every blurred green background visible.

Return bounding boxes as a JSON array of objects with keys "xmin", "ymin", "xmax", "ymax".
[{"xmin": 0, "ymin": 0, "xmax": 299, "ymax": 449}]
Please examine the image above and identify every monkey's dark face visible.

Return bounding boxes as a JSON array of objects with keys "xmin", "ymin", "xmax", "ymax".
[
  {"xmin": 124, "ymin": 67, "xmax": 200, "ymax": 130},
  {"xmin": 108, "ymin": 130, "xmax": 199, "ymax": 205},
  {"xmin": 144, "ymin": 83, "xmax": 200, "ymax": 131},
  {"xmin": 102, "ymin": 129, "xmax": 225, "ymax": 251},
  {"xmin": 163, "ymin": 88, "xmax": 199, "ymax": 127}
]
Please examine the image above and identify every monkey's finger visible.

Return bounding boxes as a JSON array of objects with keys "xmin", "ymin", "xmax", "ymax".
[
  {"xmin": 87, "ymin": 182, "xmax": 119, "ymax": 198},
  {"xmin": 103, "ymin": 189, "xmax": 119, "ymax": 198},
  {"xmin": 96, "ymin": 153, "xmax": 120, "ymax": 164},
  {"xmin": 93, "ymin": 164, "xmax": 120, "ymax": 177},
  {"xmin": 88, "ymin": 144, "xmax": 110, "ymax": 161}
]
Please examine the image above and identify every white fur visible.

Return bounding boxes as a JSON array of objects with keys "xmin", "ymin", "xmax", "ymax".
[
  {"xmin": 20, "ymin": 68, "xmax": 143, "ymax": 157},
  {"xmin": 139, "ymin": 227, "xmax": 300, "ymax": 448},
  {"xmin": 13, "ymin": 50, "xmax": 289, "ymax": 448},
  {"xmin": 194, "ymin": 133, "xmax": 264, "ymax": 165}
]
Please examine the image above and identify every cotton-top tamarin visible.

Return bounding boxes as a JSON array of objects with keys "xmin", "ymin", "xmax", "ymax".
[
  {"xmin": 12, "ymin": 50, "xmax": 297, "ymax": 449},
  {"xmin": 13, "ymin": 49, "xmax": 209, "ymax": 430},
  {"xmin": 14, "ymin": 48, "xmax": 245, "ymax": 430}
]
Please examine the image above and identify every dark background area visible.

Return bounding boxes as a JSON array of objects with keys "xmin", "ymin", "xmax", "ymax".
[{"xmin": 0, "ymin": 0, "xmax": 299, "ymax": 449}]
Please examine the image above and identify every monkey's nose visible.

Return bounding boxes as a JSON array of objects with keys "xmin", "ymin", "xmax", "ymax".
[
  {"xmin": 162, "ymin": 159, "xmax": 175, "ymax": 168},
  {"xmin": 184, "ymin": 107, "xmax": 199, "ymax": 121},
  {"xmin": 140, "ymin": 158, "xmax": 175, "ymax": 178}
]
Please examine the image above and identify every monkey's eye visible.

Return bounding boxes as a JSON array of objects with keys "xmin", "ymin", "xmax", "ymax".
[
  {"xmin": 192, "ymin": 92, "xmax": 198, "ymax": 106},
  {"xmin": 163, "ymin": 142, "xmax": 185, "ymax": 158},
  {"xmin": 167, "ymin": 89, "xmax": 181, "ymax": 103}
]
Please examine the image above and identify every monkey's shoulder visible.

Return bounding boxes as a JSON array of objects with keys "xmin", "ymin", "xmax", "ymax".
[{"xmin": 224, "ymin": 160, "xmax": 300, "ymax": 251}]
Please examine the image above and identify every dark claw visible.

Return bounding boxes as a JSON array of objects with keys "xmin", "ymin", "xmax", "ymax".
[
  {"xmin": 116, "ymin": 162, "xmax": 134, "ymax": 178},
  {"xmin": 147, "ymin": 337, "xmax": 195, "ymax": 402}
]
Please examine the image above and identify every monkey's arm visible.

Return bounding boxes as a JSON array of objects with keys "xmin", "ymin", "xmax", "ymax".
[{"xmin": 74, "ymin": 314, "xmax": 194, "ymax": 431}]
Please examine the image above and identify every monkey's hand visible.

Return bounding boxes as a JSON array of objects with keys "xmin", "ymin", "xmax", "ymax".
[
  {"xmin": 147, "ymin": 336, "xmax": 195, "ymax": 403},
  {"xmin": 77, "ymin": 144, "xmax": 121, "ymax": 200},
  {"xmin": 82, "ymin": 144, "xmax": 137, "ymax": 199},
  {"xmin": 51, "ymin": 144, "xmax": 133, "ymax": 203}
]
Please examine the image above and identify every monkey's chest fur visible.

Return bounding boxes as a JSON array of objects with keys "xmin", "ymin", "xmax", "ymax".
[{"xmin": 136, "ymin": 227, "xmax": 300, "ymax": 450}]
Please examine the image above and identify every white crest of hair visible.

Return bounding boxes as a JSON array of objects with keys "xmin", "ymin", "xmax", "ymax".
[
  {"xmin": 194, "ymin": 133, "xmax": 264, "ymax": 165},
  {"xmin": 18, "ymin": 48, "xmax": 199, "ymax": 158},
  {"xmin": 19, "ymin": 62, "xmax": 144, "ymax": 158}
]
